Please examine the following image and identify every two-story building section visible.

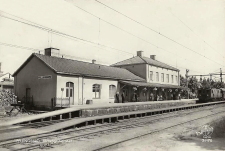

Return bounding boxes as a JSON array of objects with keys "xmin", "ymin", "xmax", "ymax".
[{"xmin": 112, "ymin": 51, "xmax": 184, "ymax": 102}]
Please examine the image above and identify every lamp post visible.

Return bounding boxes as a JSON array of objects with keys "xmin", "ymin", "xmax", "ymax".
[{"xmin": 61, "ymin": 88, "xmax": 64, "ymax": 108}]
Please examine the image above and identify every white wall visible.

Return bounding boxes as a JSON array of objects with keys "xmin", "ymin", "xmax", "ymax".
[
  {"xmin": 83, "ymin": 78, "xmax": 118, "ymax": 104},
  {"xmin": 56, "ymin": 75, "xmax": 80, "ymax": 105},
  {"xmin": 57, "ymin": 75, "xmax": 118, "ymax": 105},
  {"xmin": 146, "ymin": 65, "xmax": 179, "ymax": 85}
]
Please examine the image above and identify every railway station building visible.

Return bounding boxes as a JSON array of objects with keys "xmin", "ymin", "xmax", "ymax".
[
  {"xmin": 111, "ymin": 51, "xmax": 182, "ymax": 102},
  {"xmin": 12, "ymin": 48, "xmax": 184, "ymax": 110}
]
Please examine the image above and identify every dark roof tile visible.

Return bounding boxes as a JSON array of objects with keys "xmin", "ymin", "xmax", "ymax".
[
  {"xmin": 34, "ymin": 54, "xmax": 145, "ymax": 81},
  {"xmin": 112, "ymin": 56, "xmax": 179, "ymax": 71}
]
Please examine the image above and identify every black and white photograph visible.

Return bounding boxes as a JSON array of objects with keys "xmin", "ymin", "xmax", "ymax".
[{"xmin": 0, "ymin": 0, "xmax": 225, "ymax": 150}]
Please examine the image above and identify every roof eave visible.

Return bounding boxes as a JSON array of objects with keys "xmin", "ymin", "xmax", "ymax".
[{"xmin": 56, "ymin": 71, "xmax": 145, "ymax": 82}]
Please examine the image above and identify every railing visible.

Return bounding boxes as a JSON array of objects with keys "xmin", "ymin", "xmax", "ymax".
[{"xmin": 53, "ymin": 97, "xmax": 70, "ymax": 108}]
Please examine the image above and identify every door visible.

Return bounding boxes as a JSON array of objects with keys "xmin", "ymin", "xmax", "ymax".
[
  {"xmin": 66, "ymin": 82, "xmax": 74, "ymax": 105},
  {"xmin": 25, "ymin": 88, "xmax": 32, "ymax": 105}
]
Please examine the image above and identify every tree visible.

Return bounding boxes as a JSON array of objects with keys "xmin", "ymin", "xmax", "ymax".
[
  {"xmin": 180, "ymin": 75, "xmax": 187, "ymax": 87},
  {"xmin": 188, "ymin": 76, "xmax": 200, "ymax": 92},
  {"xmin": 201, "ymin": 78, "xmax": 211, "ymax": 89}
]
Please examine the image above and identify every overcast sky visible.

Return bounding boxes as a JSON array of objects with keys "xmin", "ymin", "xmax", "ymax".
[{"xmin": 0, "ymin": 0, "xmax": 224, "ymax": 80}]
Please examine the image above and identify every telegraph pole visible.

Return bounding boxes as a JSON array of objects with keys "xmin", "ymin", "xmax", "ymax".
[
  {"xmin": 186, "ymin": 69, "xmax": 189, "ymax": 99},
  {"xmin": 220, "ymin": 68, "xmax": 222, "ymax": 82}
]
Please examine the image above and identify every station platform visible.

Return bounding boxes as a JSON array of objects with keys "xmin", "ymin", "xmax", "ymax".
[
  {"xmin": 0, "ymin": 99, "xmax": 197, "ymax": 127},
  {"xmin": 1, "ymin": 100, "xmax": 224, "ymax": 142}
]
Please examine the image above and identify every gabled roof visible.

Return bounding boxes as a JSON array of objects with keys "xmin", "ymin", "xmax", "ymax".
[
  {"xmin": 13, "ymin": 53, "xmax": 145, "ymax": 82},
  {"xmin": 112, "ymin": 56, "xmax": 179, "ymax": 71}
]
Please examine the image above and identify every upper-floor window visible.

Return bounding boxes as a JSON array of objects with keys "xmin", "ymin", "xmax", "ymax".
[
  {"xmin": 93, "ymin": 84, "xmax": 101, "ymax": 99},
  {"xmin": 166, "ymin": 74, "xmax": 169, "ymax": 83},
  {"xmin": 171, "ymin": 75, "xmax": 174, "ymax": 83},
  {"xmin": 176, "ymin": 76, "xmax": 178, "ymax": 83},
  {"xmin": 161, "ymin": 73, "xmax": 164, "ymax": 82},
  {"xmin": 156, "ymin": 72, "xmax": 159, "ymax": 81},
  {"xmin": 150, "ymin": 71, "xmax": 153, "ymax": 81},
  {"xmin": 109, "ymin": 85, "xmax": 116, "ymax": 98}
]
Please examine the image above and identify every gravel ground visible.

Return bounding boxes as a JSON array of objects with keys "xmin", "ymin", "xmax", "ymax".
[{"xmin": 35, "ymin": 105, "xmax": 225, "ymax": 151}]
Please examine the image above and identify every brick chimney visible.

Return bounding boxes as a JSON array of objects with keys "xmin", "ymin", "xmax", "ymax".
[
  {"xmin": 150, "ymin": 55, "xmax": 156, "ymax": 60},
  {"xmin": 92, "ymin": 59, "xmax": 96, "ymax": 64},
  {"xmin": 137, "ymin": 51, "xmax": 144, "ymax": 57},
  {"xmin": 44, "ymin": 48, "xmax": 60, "ymax": 56}
]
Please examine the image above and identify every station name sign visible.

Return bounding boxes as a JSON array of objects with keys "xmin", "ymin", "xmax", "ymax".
[{"xmin": 38, "ymin": 75, "xmax": 52, "ymax": 79}]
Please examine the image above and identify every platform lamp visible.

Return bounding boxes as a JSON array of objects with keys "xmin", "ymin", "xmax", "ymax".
[{"xmin": 61, "ymin": 88, "xmax": 64, "ymax": 108}]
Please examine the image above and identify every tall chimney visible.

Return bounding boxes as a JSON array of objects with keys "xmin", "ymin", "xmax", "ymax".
[
  {"xmin": 44, "ymin": 48, "xmax": 60, "ymax": 56},
  {"xmin": 150, "ymin": 55, "xmax": 156, "ymax": 60},
  {"xmin": 137, "ymin": 51, "xmax": 144, "ymax": 57},
  {"xmin": 92, "ymin": 59, "xmax": 96, "ymax": 64}
]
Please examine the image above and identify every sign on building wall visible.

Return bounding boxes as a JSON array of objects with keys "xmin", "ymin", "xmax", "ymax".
[{"xmin": 38, "ymin": 75, "xmax": 52, "ymax": 79}]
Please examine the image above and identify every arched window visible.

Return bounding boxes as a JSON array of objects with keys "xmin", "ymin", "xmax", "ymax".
[
  {"xmin": 66, "ymin": 82, "xmax": 74, "ymax": 98},
  {"xmin": 109, "ymin": 85, "xmax": 116, "ymax": 98},
  {"xmin": 93, "ymin": 84, "xmax": 101, "ymax": 99}
]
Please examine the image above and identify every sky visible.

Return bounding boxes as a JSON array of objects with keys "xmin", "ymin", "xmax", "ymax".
[{"xmin": 0, "ymin": 0, "xmax": 224, "ymax": 81}]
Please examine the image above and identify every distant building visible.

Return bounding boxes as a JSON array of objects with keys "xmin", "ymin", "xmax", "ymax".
[
  {"xmin": 0, "ymin": 63, "xmax": 14, "ymax": 92},
  {"xmin": 111, "ymin": 51, "xmax": 182, "ymax": 101}
]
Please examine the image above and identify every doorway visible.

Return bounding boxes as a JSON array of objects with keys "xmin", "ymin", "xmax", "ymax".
[{"xmin": 66, "ymin": 82, "xmax": 74, "ymax": 105}]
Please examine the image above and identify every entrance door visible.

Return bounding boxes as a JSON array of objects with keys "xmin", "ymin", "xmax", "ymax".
[
  {"xmin": 66, "ymin": 82, "xmax": 74, "ymax": 105},
  {"xmin": 26, "ymin": 88, "xmax": 31, "ymax": 98}
]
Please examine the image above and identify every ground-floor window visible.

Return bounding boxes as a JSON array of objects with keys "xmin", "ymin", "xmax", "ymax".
[
  {"xmin": 109, "ymin": 85, "xmax": 116, "ymax": 98},
  {"xmin": 93, "ymin": 84, "xmax": 101, "ymax": 99},
  {"xmin": 66, "ymin": 82, "xmax": 74, "ymax": 98}
]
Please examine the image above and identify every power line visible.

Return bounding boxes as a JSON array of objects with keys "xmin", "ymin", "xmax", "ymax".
[
  {"xmin": 1, "ymin": 41, "xmax": 206, "ymax": 75},
  {"xmin": 0, "ymin": 42, "xmax": 43, "ymax": 52},
  {"xmin": 0, "ymin": 14, "xmax": 133, "ymax": 56},
  {"xmin": 62, "ymin": 1, "xmax": 199, "ymax": 65},
  {"xmin": 94, "ymin": 0, "xmax": 225, "ymax": 67},
  {"xmin": 0, "ymin": 9, "xmax": 222, "ymax": 72},
  {"xmin": 0, "ymin": 8, "xmax": 221, "ymax": 68},
  {"xmin": 0, "ymin": 9, "xmax": 196, "ymax": 66},
  {"xmin": 170, "ymin": 11, "xmax": 225, "ymax": 58}
]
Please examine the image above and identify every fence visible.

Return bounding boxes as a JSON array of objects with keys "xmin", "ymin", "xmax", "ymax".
[{"xmin": 54, "ymin": 97, "xmax": 70, "ymax": 108}]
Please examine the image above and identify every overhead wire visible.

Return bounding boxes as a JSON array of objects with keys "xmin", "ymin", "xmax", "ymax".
[
  {"xmin": 0, "ymin": 13, "xmax": 133, "ymax": 56},
  {"xmin": 170, "ymin": 11, "xmax": 225, "ymax": 58},
  {"xmin": 64, "ymin": 1, "xmax": 199, "ymax": 65},
  {"xmin": 0, "ymin": 41, "xmax": 206, "ymax": 74},
  {"xmin": 94, "ymin": 0, "xmax": 225, "ymax": 67}
]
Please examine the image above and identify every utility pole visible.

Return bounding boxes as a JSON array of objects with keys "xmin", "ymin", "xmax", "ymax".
[
  {"xmin": 186, "ymin": 69, "xmax": 189, "ymax": 99},
  {"xmin": 220, "ymin": 68, "xmax": 222, "ymax": 82}
]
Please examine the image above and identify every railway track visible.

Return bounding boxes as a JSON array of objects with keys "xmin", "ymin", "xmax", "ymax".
[
  {"xmin": 94, "ymin": 110, "xmax": 225, "ymax": 151},
  {"xmin": 0, "ymin": 103, "xmax": 224, "ymax": 151}
]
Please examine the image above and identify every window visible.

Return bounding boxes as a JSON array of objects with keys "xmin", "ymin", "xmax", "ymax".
[
  {"xmin": 156, "ymin": 72, "xmax": 159, "ymax": 81},
  {"xmin": 150, "ymin": 71, "xmax": 153, "ymax": 81},
  {"xmin": 161, "ymin": 73, "xmax": 164, "ymax": 82},
  {"xmin": 109, "ymin": 85, "xmax": 116, "ymax": 98},
  {"xmin": 166, "ymin": 74, "xmax": 169, "ymax": 83},
  {"xmin": 93, "ymin": 84, "xmax": 101, "ymax": 99},
  {"xmin": 176, "ymin": 76, "xmax": 178, "ymax": 83},
  {"xmin": 66, "ymin": 82, "xmax": 74, "ymax": 98},
  {"xmin": 171, "ymin": 75, "xmax": 174, "ymax": 83}
]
